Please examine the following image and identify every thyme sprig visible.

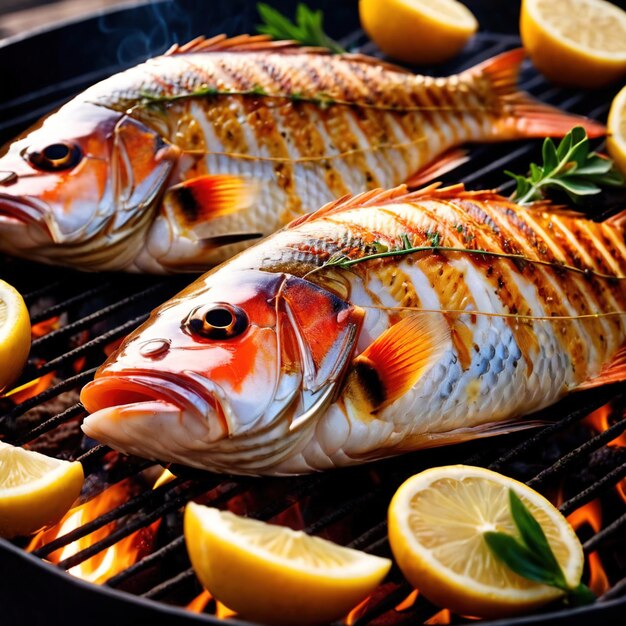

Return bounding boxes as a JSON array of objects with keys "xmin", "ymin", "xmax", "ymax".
[
  {"xmin": 256, "ymin": 2, "xmax": 346, "ymax": 53},
  {"xmin": 484, "ymin": 490, "xmax": 595, "ymax": 607},
  {"xmin": 507, "ymin": 126, "xmax": 625, "ymax": 205}
]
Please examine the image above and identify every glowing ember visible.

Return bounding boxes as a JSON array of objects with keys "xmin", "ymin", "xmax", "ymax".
[
  {"xmin": 27, "ymin": 479, "xmax": 159, "ymax": 584},
  {"xmin": 31, "ymin": 316, "xmax": 61, "ymax": 339}
]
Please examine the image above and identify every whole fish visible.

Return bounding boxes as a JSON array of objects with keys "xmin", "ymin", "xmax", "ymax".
[
  {"xmin": 80, "ymin": 184, "xmax": 626, "ymax": 475},
  {"xmin": 0, "ymin": 35, "xmax": 603, "ymax": 273}
]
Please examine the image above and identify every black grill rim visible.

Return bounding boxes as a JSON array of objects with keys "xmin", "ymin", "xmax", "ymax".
[{"xmin": 1, "ymin": 1, "xmax": 626, "ymax": 625}]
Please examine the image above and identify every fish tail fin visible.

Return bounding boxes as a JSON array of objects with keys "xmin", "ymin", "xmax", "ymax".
[{"xmin": 465, "ymin": 48, "xmax": 606, "ymax": 140}]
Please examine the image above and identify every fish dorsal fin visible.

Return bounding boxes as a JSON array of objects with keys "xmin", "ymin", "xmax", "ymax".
[
  {"xmin": 576, "ymin": 344, "xmax": 626, "ymax": 391},
  {"xmin": 351, "ymin": 313, "xmax": 450, "ymax": 412},
  {"xmin": 164, "ymin": 33, "xmax": 328, "ymax": 56},
  {"xmin": 288, "ymin": 184, "xmax": 505, "ymax": 228}
]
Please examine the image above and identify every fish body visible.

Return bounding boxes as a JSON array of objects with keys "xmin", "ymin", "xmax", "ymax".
[
  {"xmin": 81, "ymin": 184, "xmax": 626, "ymax": 475},
  {"xmin": 0, "ymin": 35, "xmax": 603, "ymax": 272}
]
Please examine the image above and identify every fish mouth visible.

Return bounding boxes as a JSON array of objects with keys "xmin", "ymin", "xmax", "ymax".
[
  {"xmin": 80, "ymin": 373, "xmax": 229, "ymax": 454},
  {"xmin": 0, "ymin": 194, "xmax": 49, "ymax": 229}
]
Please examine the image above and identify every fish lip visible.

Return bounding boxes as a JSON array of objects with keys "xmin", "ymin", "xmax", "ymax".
[
  {"xmin": 80, "ymin": 371, "xmax": 216, "ymax": 421},
  {"xmin": 0, "ymin": 193, "xmax": 50, "ymax": 229}
]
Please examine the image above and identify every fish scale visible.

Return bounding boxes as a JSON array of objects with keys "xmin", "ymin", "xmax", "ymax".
[
  {"xmin": 80, "ymin": 184, "xmax": 626, "ymax": 475},
  {"xmin": 0, "ymin": 35, "xmax": 604, "ymax": 272}
]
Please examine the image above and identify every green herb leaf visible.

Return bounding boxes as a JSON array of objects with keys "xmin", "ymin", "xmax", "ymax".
[
  {"xmin": 507, "ymin": 126, "xmax": 626, "ymax": 205},
  {"xmin": 483, "ymin": 488, "xmax": 595, "ymax": 608},
  {"xmin": 256, "ymin": 2, "xmax": 346, "ymax": 53}
]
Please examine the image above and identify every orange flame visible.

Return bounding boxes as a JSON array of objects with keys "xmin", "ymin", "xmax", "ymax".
[
  {"xmin": 395, "ymin": 589, "xmax": 419, "ymax": 611},
  {"xmin": 27, "ymin": 479, "xmax": 159, "ymax": 584},
  {"xmin": 425, "ymin": 608, "xmax": 451, "ymax": 624},
  {"xmin": 186, "ymin": 590, "xmax": 237, "ymax": 619},
  {"xmin": 4, "ymin": 372, "xmax": 56, "ymax": 404},
  {"xmin": 567, "ymin": 500, "xmax": 609, "ymax": 596},
  {"xmin": 584, "ymin": 404, "xmax": 626, "ymax": 447},
  {"xmin": 344, "ymin": 595, "xmax": 373, "ymax": 625}
]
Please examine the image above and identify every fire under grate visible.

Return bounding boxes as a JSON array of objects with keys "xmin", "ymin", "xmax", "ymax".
[{"xmin": 2, "ymin": 1, "xmax": 626, "ymax": 625}]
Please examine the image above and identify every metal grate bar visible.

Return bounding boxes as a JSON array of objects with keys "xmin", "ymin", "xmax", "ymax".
[
  {"xmin": 33, "ymin": 476, "xmax": 188, "ymax": 558},
  {"xmin": 559, "ymin": 461, "xmax": 626, "ymax": 517},
  {"xmin": 55, "ymin": 478, "xmax": 219, "ymax": 570},
  {"xmin": 9, "ymin": 402, "xmax": 86, "ymax": 447},
  {"xmin": 528, "ymin": 417, "xmax": 626, "ymax": 487},
  {"xmin": 141, "ymin": 568, "xmax": 197, "ymax": 600},
  {"xmin": 30, "ymin": 281, "xmax": 172, "ymax": 350},
  {"xmin": 22, "ymin": 280, "xmax": 65, "ymax": 305},
  {"xmin": 104, "ymin": 536, "xmax": 186, "ymax": 588},
  {"xmin": 583, "ymin": 511, "xmax": 626, "ymax": 554},
  {"xmin": 488, "ymin": 392, "xmax": 618, "ymax": 472},
  {"xmin": 0, "ymin": 368, "xmax": 97, "ymax": 428},
  {"xmin": 29, "ymin": 283, "xmax": 113, "ymax": 325},
  {"xmin": 600, "ymin": 576, "xmax": 626, "ymax": 601},
  {"xmin": 26, "ymin": 314, "xmax": 148, "ymax": 378}
]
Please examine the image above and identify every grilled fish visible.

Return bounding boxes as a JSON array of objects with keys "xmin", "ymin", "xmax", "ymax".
[
  {"xmin": 81, "ymin": 184, "xmax": 626, "ymax": 475},
  {"xmin": 0, "ymin": 35, "xmax": 603, "ymax": 273}
]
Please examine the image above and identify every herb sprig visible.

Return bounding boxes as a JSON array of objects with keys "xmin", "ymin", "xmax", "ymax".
[
  {"xmin": 484, "ymin": 490, "xmax": 595, "ymax": 606},
  {"xmin": 256, "ymin": 3, "xmax": 346, "ymax": 53},
  {"xmin": 507, "ymin": 126, "xmax": 625, "ymax": 205}
]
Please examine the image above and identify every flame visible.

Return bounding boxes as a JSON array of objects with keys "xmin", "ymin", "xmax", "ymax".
[
  {"xmin": 186, "ymin": 590, "xmax": 237, "ymax": 619},
  {"xmin": 584, "ymin": 404, "xmax": 626, "ymax": 447},
  {"xmin": 395, "ymin": 589, "xmax": 419, "ymax": 611},
  {"xmin": 567, "ymin": 500, "xmax": 610, "ymax": 596},
  {"xmin": 425, "ymin": 609, "xmax": 451, "ymax": 624},
  {"xmin": 187, "ymin": 590, "xmax": 212, "ymax": 613},
  {"xmin": 27, "ymin": 479, "xmax": 159, "ymax": 584},
  {"xmin": 31, "ymin": 316, "xmax": 61, "ymax": 338},
  {"xmin": 4, "ymin": 372, "xmax": 56, "ymax": 403},
  {"xmin": 344, "ymin": 595, "xmax": 373, "ymax": 625}
]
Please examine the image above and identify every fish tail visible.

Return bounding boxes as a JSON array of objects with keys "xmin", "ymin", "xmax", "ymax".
[{"xmin": 466, "ymin": 48, "xmax": 606, "ymax": 140}]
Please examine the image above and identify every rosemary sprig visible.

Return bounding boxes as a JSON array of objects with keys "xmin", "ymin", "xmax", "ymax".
[
  {"xmin": 506, "ymin": 126, "xmax": 625, "ymax": 205},
  {"xmin": 256, "ymin": 2, "xmax": 346, "ymax": 53},
  {"xmin": 484, "ymin": 490, "xmax": 595, "ymax": 607}
]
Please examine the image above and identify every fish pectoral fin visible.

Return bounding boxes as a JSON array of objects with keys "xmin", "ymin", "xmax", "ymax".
[
  {"xmin": 163, "ymin": 174, "xmax": 258, "ymax": 234},
  {"xmin": 577, "ymin": 344, "xmax": 626, "ymax": 391},
  {"xmin": 404, "ymin": 148, "xmax": 469, "ymax": 189},
  {"xmin": 352, "ymin": 313, "xmax": 450, "ymax": 413}
]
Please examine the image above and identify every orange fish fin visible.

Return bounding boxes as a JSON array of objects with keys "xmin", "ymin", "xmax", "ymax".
[
  {"xmin": 405, "ymin": 148, "xmax": 469, "ymax": 188},
  {"xmin": 164, "ymin": 174, "xmax": 257, "ymax": 232},
  {"xmin": 577, "ymin": 345, "xmax": 626, "ymax": 391},
  {"xmin": 164, "ymin": 33, "xmax": 327, "ymax": 55},
  {"xmin": 353, "ymin": 313, "xmax": 450, "ymax": 412},
  {"xmin": 465, "ymin": 48, "xmax": 605, "ymax": 139}
]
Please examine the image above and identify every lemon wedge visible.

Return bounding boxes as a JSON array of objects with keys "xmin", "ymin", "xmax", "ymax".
[
  {"xmin": 359, "ymin": 0, "xmax": 477, "ymax": 65},
  {"xmin": 0, "ymin": 441, "xmax": 84, "ymax": 539},
  {"xmin": 0, "ymin": 279, "xmax": 30, "ymax": 393},
  {"xmin": 388, "ymin": 465, "xmax": 584, "ymax": 619},
  {"xmin": 607, "ymin": 85, "xmax": 626, "ymax": 175},
  {"xmin": 520, "ymin": 0, "xmax": 626, "ymax": 88},
  {"xmin": 184, "ymin": 503, "xmax": 391, "ymax": 625}
]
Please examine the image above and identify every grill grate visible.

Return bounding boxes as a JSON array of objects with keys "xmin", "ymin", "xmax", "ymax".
[{"xmin": 2, "ymin": 1, "xmax": 626, "ymax": 625}]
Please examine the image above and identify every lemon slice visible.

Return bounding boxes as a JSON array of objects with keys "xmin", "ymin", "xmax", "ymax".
[
  {"xmin": 0, "ymin": 441, "xmax": 84, "ymax": 539},
  {"xmin": 184, "ymin": 503, "xmax": 391, "ymax": 625},
  {"xmin": 521, "ymin": 0, "xmax": 626, "ymax": 88},
  {"xmin": 359, "ymin": 0, "xmax": 478, "ymax": 65},
  {"xmin": 607, "ymin": 85, "xmax": 626, "ymax": 175},
  {"xmin": 388, "ymin": 465, "xmax": 584, "ymax": 619},
  {"xmin": 0, "ymin": 279, "xmax": 30, "ymax": 393}
]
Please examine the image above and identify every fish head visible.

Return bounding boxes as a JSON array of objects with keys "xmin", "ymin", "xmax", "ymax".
[
  {"xmin": 0, "ymin": 102, "xmax": 178, "ymax": 269},
  {"xmin": 80, "ymin": 268, "xmax": 364, "ymax": 473}
]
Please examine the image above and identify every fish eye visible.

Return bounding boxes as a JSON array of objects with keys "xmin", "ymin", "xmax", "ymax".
[
  {"xmin": 185, "ymin": 303, "xmax": 249, "ymax": 340},
  {"xmin": 25, "ymin": 142, "xmax": 83, "ymax": 172}
]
